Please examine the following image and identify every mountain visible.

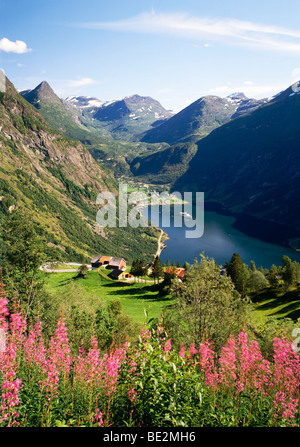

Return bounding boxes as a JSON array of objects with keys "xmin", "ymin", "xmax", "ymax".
[
  {"xmin": 226, "ymin": 92, "xmax": 269, "ymax": 118},
  {"xmin": 65, "ymin": 95, "xmax": 105, "ymax": 109},
  {"xmin": 20, "ymin": 82, "xmax": 167, "ymax": 177},
  {"xmin": 130, "ymin": 92, "xmax": 267, "ymax": 184},
  {"xmin": 20, "ymin": 81, "xmax": 93, "ymax": 140},
  {"xmin": 141, "ymin": 93, "xmax": 267, "ymax": 145},
  {"xmin": 130, "ymin": 142, "xmax": 198, "ymax": 185},
  {"xmin": 86, "ymin": 94, "xmax": 173, "ymax": 141},
  {"xmin": 0, "ymin": 76, "xmax": 159, "ymax": 262},
  {"xmin": 173, "ymin": 81, "xmax": 300, "ymax": 244}
]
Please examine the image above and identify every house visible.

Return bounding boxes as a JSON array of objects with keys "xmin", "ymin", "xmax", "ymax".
[
  {"xmin": 110, "ymin": 269, "xmax": 132, "ymax": 280},
  {"xmin": 91, "ymin": 255, "xmax": 126, "ymax": 271},
  {"xmin": 91, "ymin": 255, "xmax": 102, "ymax": 268},
  {"xmin": 164, "ymin": 267, "xmax": 185, "ymax": 280},
  {"xmin": 99, "ymin": 255, "xmax": 112, "ymax": 265},
  {"xmin": 108, "ymin": 257, "xmax": 126, "ymax": 271},
  {"xmin": 91, "ymin": 255, "xmax": 113, "ymax": 268}
]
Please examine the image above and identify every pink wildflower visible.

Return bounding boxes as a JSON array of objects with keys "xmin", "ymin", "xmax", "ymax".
[
  {"xmin": 198, "ymin": 341, "xmax": 218, "ymax": 389},
  {"xmin": 218, "ymin": 336, "xmax": 236, "ymax": 386},
  {"xmin": 92, "ymin": 408, "xmax": 104, "ymax": 426},
  {"xmin": 128, "ymin": 388, "xmax": 137, "ymax": 403},
  {"xmin": 164, "ymin": 339, "xmax": 172, "ymax": 354},
  {"xmin": 179, "ymin": 345, "xmax": 186, "ymax": 358},
  {"xmin": 0, "ymin": 378, "xmax": 23, "ymax": 426},
  {"xmin": 273, "ymin": 391, "xmax": 299, "ymax": 423}
]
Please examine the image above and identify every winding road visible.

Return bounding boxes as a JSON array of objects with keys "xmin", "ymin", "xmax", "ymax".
[
  {"xmin": 155, "ymin": 228, "xmax": 165, "ymax": 258},
  {"xmin": 39, "ymin": 263, "xmax": 92, "ymax": 273}
]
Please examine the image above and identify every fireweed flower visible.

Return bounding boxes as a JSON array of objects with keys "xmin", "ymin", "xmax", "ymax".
[
  {"xmin": 92, "ymin": 408, "xmax": 104, "ymax": 426},
  {"xmin": 218, "ymin": 336, "xmax": 237, "ymax": 387},
  {"xmin": 273, "ymin": 337, "xmax": 300, "ymax": 397},
  {"xmin": 0, "ymin": 340, "xmax": 22, "ymax": 426},
  {"xmin": 273, "ymin": 391, "xmax": 299, "ymax": 422},
  {"xmin": 198, "ymin": 341, "xmax": 218, "ymax": 389},
  {"xmin": 104, "ymin": 349, "xmax": 126, "ymax": 395},
  {"xmin": 188, "ymin": 343, "xmax": 198, "ymax": 356},
  {"xmin": 0, "ymin": 378, "xmax": 23, "ymax": 426},
  {"xmin": 164, "ymin": 339, "xmax": 172, "ymax": 355},
  {"xmin": 141, "ymin": 327, "xmax": 151, "ymax": 341},
  {"xmin": 0, "ymin": 291, "xmax": 9, "ymax": 336},
  {"xmin": 23, "ymin": 321, "xmax": 46, "ymax": 367},
  {"xmin": 39, "ymin": 320, "xmax": 72, "ymax": 402},
  {"xmin": 85, "ymin": 337, "xmax": 101, "ymax": 385},
  {"xmin": 179, "ymin": 345, "xmax": 186, "ymax": 358},
  {"xmin": 48, "ymin": 320, "xmax": 72, "ymax": 375},
  {"xmin": 128, "ymin": 388, "xmax": 137, "ymax": 403}
]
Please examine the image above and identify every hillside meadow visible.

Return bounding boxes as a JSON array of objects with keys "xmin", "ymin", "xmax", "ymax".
[{"xmin": 43, "ymin": 268, "xmax": 175, "ymax": 324}]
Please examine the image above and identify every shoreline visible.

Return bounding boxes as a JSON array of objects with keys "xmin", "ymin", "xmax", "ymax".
[
  {"xmin": 149, "ymin": 200, "xmax": 300, "ymax": 263},
  {"xmin": 155, "ymin": 228, "xmax": 169, "ymax": 258},
  {"xmin": 204, "ymin": 201, "xmax": 300, "ymax": 251}
]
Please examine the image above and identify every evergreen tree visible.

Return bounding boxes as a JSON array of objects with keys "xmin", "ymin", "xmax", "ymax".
[
  {"xmin": 183, "ymin": 261, "xmax": 190, "ymax": 272},
  {"xmin": 130, "ymin": 259, "xmax": 146, "ymax": 279},
  {"xmin": 281, "ymin": 256, "xmax": 300, "ymax": 288},
  {"xmin": 267, "ymin": 264, "xmax": 280, "ymax": 286},
  {"xmin": 227, "ymin": 252, "xmax": 249, "ymax": 296},
  {"xmin": 2, "ymin": 208, "xmax": 46, "ymax": 317},
  {"xmin": 250, "ymin": 260, "xmax": 256, "ymax": 272},
  {"xmin": 152, "ymin": 256, "xmax": 164, "ymax": 283}
]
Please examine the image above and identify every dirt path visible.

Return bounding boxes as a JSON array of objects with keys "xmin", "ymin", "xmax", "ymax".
[
  {"xmin": 155, "ymin": 228, "xmax": 165, "ymax": 258},
  {"xmin": 40, "ymin": 263, "xmax": 92, "ymax": 273}
]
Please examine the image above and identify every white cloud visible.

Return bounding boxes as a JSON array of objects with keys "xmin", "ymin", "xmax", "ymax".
[
  {"xmin": 0, "ymin": 38, "xmax": 31, "ymax": 54},
  {"xmin": 67, "ymin": 77, "xmax": 98, "ymax": 88},
  {"xmin": 76, "ymin": 11, "xmax": 300, "ymax": 54}
]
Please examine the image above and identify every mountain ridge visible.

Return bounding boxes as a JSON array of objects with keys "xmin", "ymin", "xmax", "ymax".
[
  {"xmin": 172, "ymin": 81, "xmax": 300, "ymax": 241},
  {"xmin": 0, "ymin": 76, "xmax": 159, "ymax": 262},
  {"xmin": 141, "ymin": 92, "xmax": 268, "ymax": 145}
]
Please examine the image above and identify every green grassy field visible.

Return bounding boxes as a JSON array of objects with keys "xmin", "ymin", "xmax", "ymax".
[
  {"xmin": 250, "ymin": 286, "xmax": 300, "ymax": 322},
  {"xmin": 43, "ymin": 268, "xmax": 174, "ymax": 324},
  {"xmin": 43, "ymin": 266, "xmax": 300, "ymax": 332}
]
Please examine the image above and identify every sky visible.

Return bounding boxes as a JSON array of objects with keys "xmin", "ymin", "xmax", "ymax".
[{"xmin": 1, "ymin": 0, "xmax": 300, "ymax": 111}]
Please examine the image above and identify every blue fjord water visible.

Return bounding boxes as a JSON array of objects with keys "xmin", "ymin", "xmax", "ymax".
[{"xmin": 143, "ymin": 203, "xmax": 300, "ymax": 268}]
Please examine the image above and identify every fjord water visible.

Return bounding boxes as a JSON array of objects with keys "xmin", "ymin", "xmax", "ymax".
[{"xmin": 145, "ymin": 204, "xmax": 300, "ymax": 268}]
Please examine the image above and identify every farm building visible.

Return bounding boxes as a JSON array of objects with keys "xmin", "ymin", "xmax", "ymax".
[
  {"xmin": 107, "ymin": 257, "xmax": 126, "ymax": 270},
  {"xmin": 91, "ymin": 255, "xmax": 126, "ymax": 271},
  {"xmin": 91, "ymin": 255, "xmax": 113, "ymax": 268},
  {"xmin": 91, "ymin": 255, "xmax": 102, "ymax": 268},
  {"xmin": 164, "ymin": 267, "xmax": 185, "ymax": 280},
  {"xmin": 110, "ymin": 269, "xmax": 132, "ymax": 280},
  {"xmin": 99, "ymin": 256, "xmax": 112, "ymax": 265}
]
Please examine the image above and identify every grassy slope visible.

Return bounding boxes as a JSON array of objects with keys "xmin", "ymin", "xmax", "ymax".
[
  {"xmin": 43, "ymin": 267, "xmax": 300, "ymax": 330},
  {"xmin": 43, "ymin": 269, "xmax": 175, "ymax": 324},
  {"xmin": 251, "ymin": 286, "xmax": 300, "ymax": 321}
]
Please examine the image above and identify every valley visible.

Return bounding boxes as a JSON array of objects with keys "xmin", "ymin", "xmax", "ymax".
[
  {"xmin": 2, "ymin": 1, "xmax": 300, "ymax": 430},
  {"xmin": 6, "ymin": 73, "xmax": 300, "ymax": 263}
]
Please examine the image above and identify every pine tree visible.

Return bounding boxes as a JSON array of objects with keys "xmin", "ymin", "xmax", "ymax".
[
  {"xmin": 2, "ymin": 208, "xmax": 46, "ymax": 316},
  {"xmin": 227, "ymin": 252, "xmax": 249, "ymax": 296},
  {"xmin": 152, "ymin": 256, "xmax": 164, "ymax": 283}
]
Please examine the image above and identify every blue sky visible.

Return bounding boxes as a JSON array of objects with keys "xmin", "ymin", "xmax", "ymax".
[{"xmin": 1, "ymin": 0, "xmax": 300, "ymax": 111}]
